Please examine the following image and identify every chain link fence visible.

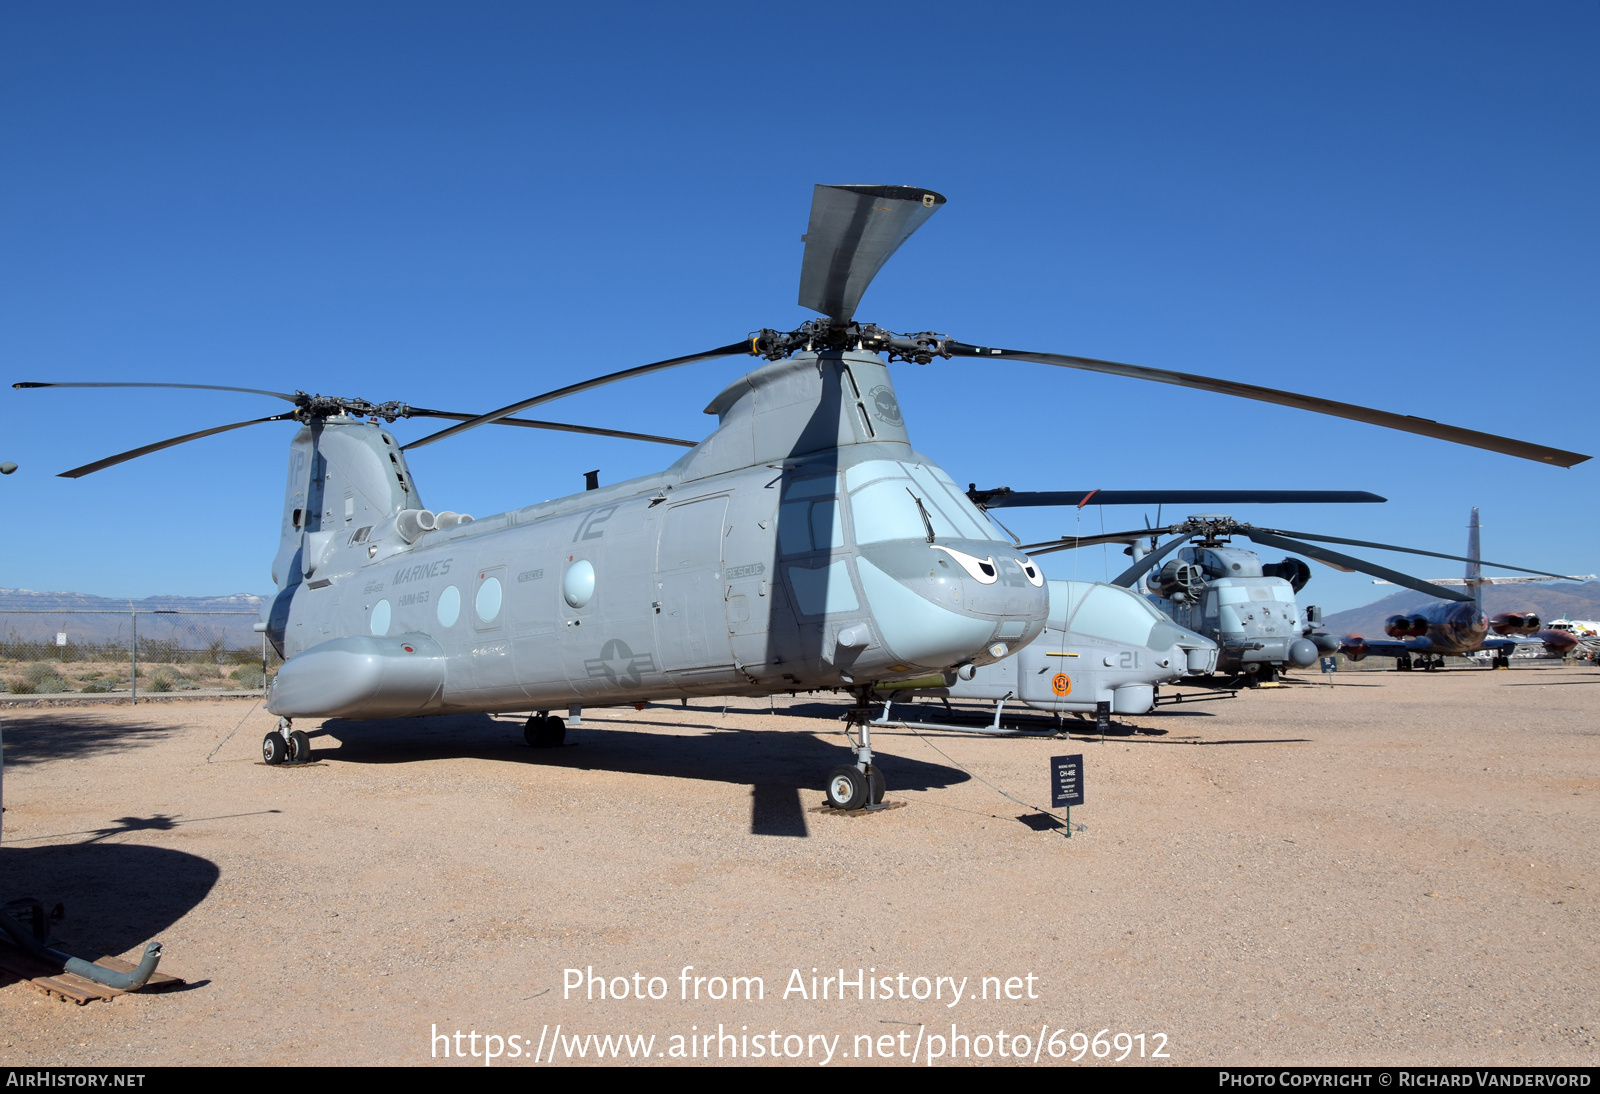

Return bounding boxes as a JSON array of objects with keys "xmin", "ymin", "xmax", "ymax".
[{"xmin": 0, "ymin": 610, "xmax": 280, "ymax": 702}]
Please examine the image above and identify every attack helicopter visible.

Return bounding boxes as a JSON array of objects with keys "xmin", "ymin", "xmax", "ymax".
[
  {"xmin": 878, "ymin": 578, "xmax": 1220, "ymax": 730},
  {"xmin": 973, "ymin": 489, "xmax": 1579, "ymax": 684},
  {"xmin": 18, "ymin": 183, "xmax": 1590, "ymax": 811}
]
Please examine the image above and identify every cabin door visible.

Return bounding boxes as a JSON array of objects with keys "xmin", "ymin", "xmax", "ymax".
[{"xmin": 654, "ymin": 497, "xmax": 735, "ymax": 674}]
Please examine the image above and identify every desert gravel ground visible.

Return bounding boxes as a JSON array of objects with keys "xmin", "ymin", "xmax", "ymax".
[{"xmin": 0, "ymin": 664, "xmax": 1595, "ymax": 1067}]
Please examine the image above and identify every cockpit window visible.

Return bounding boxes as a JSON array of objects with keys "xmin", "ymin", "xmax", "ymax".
[
  {"xmin": 1046, "ymin": 580, "xmax": 1089, "ymax": 630},
  {"xmin": 1067, "ymin": 583, "xmax": 1165, "ymax": 647},
  {"xmin": 907, "ymin": 464, "xmax": 989, "ymax": 539},
  {"xmin": 851, "ymin": 479, "xmax": 948, "ymax": 543},
  {"xmin": 846, "ymin": 459, "xmax": 995, "ymax": 545},
  {"xmin": 784, "ymin": 475, "xmax": 837, "ymax": 498}
]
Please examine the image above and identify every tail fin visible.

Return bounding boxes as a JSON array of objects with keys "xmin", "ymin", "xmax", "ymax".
[{"xmin": 1466, "ymin": 507, "xmax": 1483, "ymax": 610}]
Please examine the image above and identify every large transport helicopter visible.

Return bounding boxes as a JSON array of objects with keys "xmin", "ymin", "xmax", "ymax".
[
  {"xmin": 968, "ymin": 489, "xmax": 1393, "ymax": 684},
  {"xmin": 19, "ymin": 184, "xmax": 1590, "ymax": 809},
  {"xmin": 969, "ymin": 489, "xmax": 1583, "ymax": 685},
  {"xmin": 1341, "ymin": 508, "xmax": 1588, "ymax": 670}
]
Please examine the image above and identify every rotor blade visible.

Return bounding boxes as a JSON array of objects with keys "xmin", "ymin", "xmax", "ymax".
[
  {"xmin": 1021, "ymin": 528, "xmax": 1167, "ymax": 556},
  {"xmin": 971, "ymin": 488, "xmax": 1386, "ymax": 509},
  {"xmin": 1250, "ymin": 526, "xmax": 1578, "ymax": 581},
  {"xmin": 57, "ymin": 414, "xmax": 298, "ymax": 478},
  {"xmin": 15, "ymin": 381, "xmax": 299, "ymax": 402},
  {"xmin": 1111, "ymin": 533, "xmax": 1191, "ymax": 588},
  {"xmin": 797, "ymin": 185, "xmax": 945, "ymax": 323},
  {"xmin": 943, "ymin": 344, "xmax": 1590, "ymax": 467},
  {"xmin": 401, "ymin": 342, "xmax": 751, "ymax": 451},
  {"xmin": 407, "ymin": 408, "xmax": 695, "ymax": 448},
  {"xmin": 1242, "ymin": 529, "xmax": 1473, "ymax": 602}
]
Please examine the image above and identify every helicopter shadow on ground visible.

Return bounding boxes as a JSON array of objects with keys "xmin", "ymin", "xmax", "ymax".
[
  {"xmin": 1069, "ymin": 735, "xmax": 1314, "ymax": 747},
  {"xmin": 0, "ymin": 840, "xmax": 220, "ymax": 991},
  {"xmin": 309, "ymin": 712, "xmax": 968, "ymax": 838},
  {"xmin": 782, "ymin": 699, "xmax": 1175, "ymax": 738},
  {"xmin": 1501, "ymin": 679, "xmax": 1600, "ymax": 687},
  {"xmin": 0, "ymin": 712, "xmax": 188, "ymax": 765},
  {"xmin": 1288, "ymin": 679, "xmax": 1386, "ymax": 687}
]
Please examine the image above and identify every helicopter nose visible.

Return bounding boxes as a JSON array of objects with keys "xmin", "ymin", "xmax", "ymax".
[{"xmin": 855, "ymin": 540, "xmax": 1049, "ymax": 669}]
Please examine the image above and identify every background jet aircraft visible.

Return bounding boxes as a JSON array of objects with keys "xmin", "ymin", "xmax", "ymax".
[{"xmin": 1341, "ymin": 508, "xmax": 1586, "ymax": 669}]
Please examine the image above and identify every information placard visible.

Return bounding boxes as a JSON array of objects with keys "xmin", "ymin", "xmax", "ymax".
[{"xmin": 1050, "ymin": 753, "xmax": 1084, "ymax": 809}]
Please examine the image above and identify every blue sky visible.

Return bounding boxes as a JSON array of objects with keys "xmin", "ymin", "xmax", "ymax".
[{"xmin": 2, "ymin": 2, "xmax": 1595, "ymax": 613}]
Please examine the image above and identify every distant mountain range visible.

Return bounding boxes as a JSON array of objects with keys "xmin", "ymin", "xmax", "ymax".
[
  {"xmin": 5, "ymin": 581, "xmax": 1599, "ymax": 651},
  {"xmin": 1322, "ymin": 581, "xmax": 1600, "ymax": 638},
  {"xmin": 0, "ymin": 588, "xmax": 267, "ymax": 648}
]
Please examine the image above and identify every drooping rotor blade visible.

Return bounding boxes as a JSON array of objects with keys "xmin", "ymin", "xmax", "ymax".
[
  {"xmin": 1111, "ymin": 533, "xmax": 1192, "ymax": 588},
  {"xmin": 402, "ymin": 342, "xmax": 751, "ymax": 451},
  {"xmin": 1022, "ymin": 528, "xmax": 1165, "ymax": 556},
  {"xmin": 407, "ymin": 408, "xmax": 694, "ymax": 447},
  {"xmin": 1251, "ymin": 527, "xmax": 1579, "ymax": 581},
  {"xmin": 942, "ymin": 344, "xmax": 1589, "ymax": 467},
  {"xmin": 57, "ymin": 414, "xmax": 298, "ymax": 478},
  {"xmin": 970, "ymin": 487, "xmax": 1386, "ymax": 509},
  {"xmin": 1241, "ymin": 529, "xmax": 1472, "ymax": 602},
  {"xmin": 15, "ymin": 381, "xmax": 299, "ymax": 402},
  {"xmin": 798, "ymin": 185, "xmax": 946, "ymax": 323}
]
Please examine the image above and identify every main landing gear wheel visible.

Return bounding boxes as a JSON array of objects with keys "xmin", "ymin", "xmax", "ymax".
[
  {"xmin": 262, "ymin": 732, "xmax": 288, "ymax": 765},
  {"xmin": 524, "ymin": 714, "xmax": 566, "ymax": 749},
  {"xmin": 826, "ymin": 765, "xmax": 867, "ymax": 811},
  {"xmin": 287, "ymin": 729, "xmax": 312, "ymax": 763}
]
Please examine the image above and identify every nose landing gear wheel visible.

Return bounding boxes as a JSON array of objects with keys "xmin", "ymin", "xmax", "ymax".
[
  {"xmin": 866, "ymin": 765, "xmax": 886, "ymax": 806},
  {"xmin": 262, "ymin": 732, "xmax": 288, "ymax": 765},
  {"xmin": 287, "ymin": 729, "xmax": 312, "ymax": 763},
  {"xmin": 826, "ymin": 765, "xmax": 868, "ymax": 811},
  {"xmin": 524, "ymin": 715, "xmax": 566, "ymax": 749}
]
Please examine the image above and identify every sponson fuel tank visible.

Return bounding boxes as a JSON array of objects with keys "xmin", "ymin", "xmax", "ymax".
[{"xmin": 268, "ymin": 634, "xmax": 446, "ymax": 719}]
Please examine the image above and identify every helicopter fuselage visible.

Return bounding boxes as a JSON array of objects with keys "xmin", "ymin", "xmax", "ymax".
[
  {"xmin": 261, "ymin": 351, "xmax": 1050, "ymax": 720},
  {"xmin": 1140, "ymin": 543, "xmax": 1326, "ymax": 677},
  {"xmin": 915, "ymin": 579, "xmax": 1218, "ymax": 716}
]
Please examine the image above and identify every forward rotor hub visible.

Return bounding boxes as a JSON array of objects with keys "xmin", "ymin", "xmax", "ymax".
[
  {"xmin": 291, "ymin": 393, "xmax": 413, "ymax": 422},
  {"xmin": 749, "ymin": 321, "xmax": 952, "ymax": 365}
]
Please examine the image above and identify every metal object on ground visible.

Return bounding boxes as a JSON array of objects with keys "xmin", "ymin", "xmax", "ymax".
[{"xmin": 0, "ymin": 904, "xmax": 174, "ymax": 1002}]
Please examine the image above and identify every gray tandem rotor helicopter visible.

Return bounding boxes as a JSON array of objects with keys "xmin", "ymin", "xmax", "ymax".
[{"xmin": 19, "ymin": 184, "xmax": 1590, "ymax": 810}]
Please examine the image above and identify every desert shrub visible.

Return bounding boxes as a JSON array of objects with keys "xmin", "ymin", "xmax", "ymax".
[
  {"xmin": 80, "ymin": 678, "xmax": 117, "ymax": 693},
  {"xmin": 231, "ymin": 664, "xmax": 266, "ymax": 689},
  {"xmin": 7, "ymin": 680, "xmax": 32, "ymax": 695},
  {"xmin": 146, "ymin": 667, "xmax": 195, "ymax": 693},
  {"xmin": 33, "ymin": 675, "xmax": 68, "ymax": 693},
  {"xmin": 22, "ymin": 663, "xmax": 59, "ymax": 684}
]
